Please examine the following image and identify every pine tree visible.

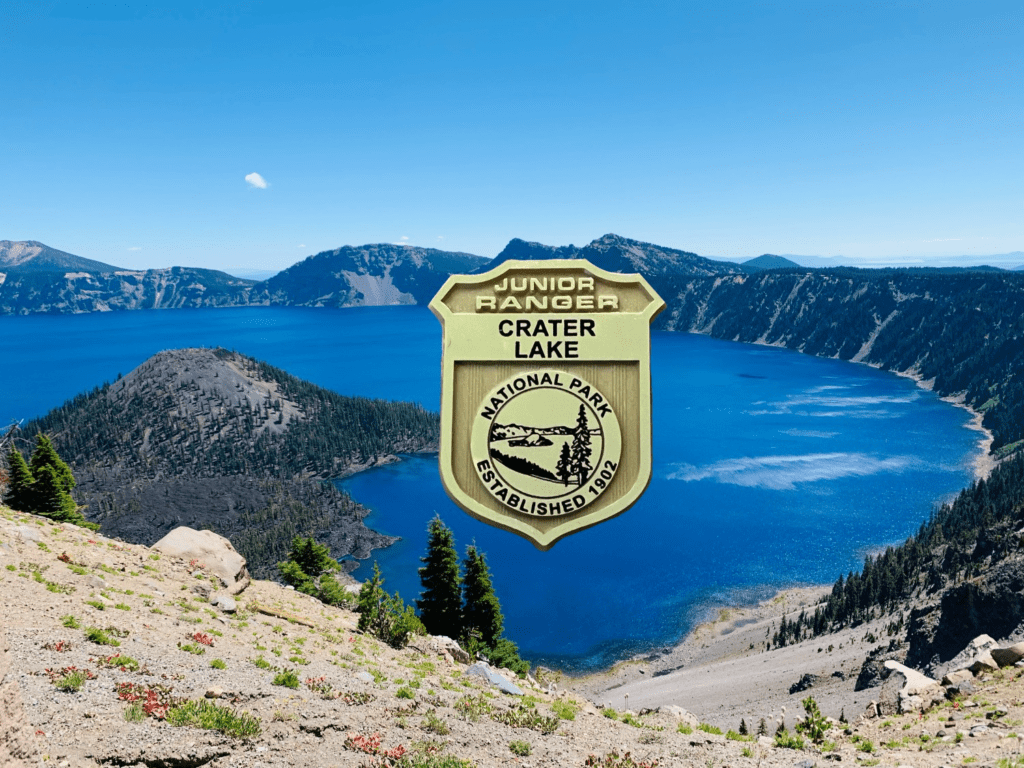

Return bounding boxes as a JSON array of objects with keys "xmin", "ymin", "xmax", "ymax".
[
  {"xmin": 758, "ymin": 718, "xmax": 768, "ymax": 736},
  {"xmin": 357, "ymin": 562, "xmax": 388, "ymax": 634},
  {"xmin": 416, "ymin": 516, "xmax": 463, "ymax": 638},
  {"xmin": 3, "ymin": 449, "xmax": 34, "ymax": 512},
  {"xmin": 32, "ymin": 464, "xmax": 78, "ymax": 522},
  {"xmin": 739, "ymin": 718, "xmax": 748, "ymax": 736},
  {"xmin": 569, "ymin": 404, "xmax": 593, "ymax": 485},
  {"xmin": 29, "ymin": 434, "xmax": 75, "ymax": 496},
  {"xmin": 462, "ymin": 545, "xmax": 504, "ymax": 649},
  {"xmin": 555, "ymin": 442, "xmax": 572, "ymax": 486}
]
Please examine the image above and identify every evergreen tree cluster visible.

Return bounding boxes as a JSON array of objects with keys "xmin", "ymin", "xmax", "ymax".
[
  {"xmin": 416, "ymin": 517, "xmax": 528, "ymax": 674},
  {"xmin": 782, "ymin": 454, "xmax": 1024, "ymax": 640},
  {"xmin": 3, "ymin": 434, "xmax": 96, "ymax": 529}
]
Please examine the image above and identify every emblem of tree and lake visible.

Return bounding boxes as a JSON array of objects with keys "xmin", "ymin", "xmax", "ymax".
[{"xmin": 472, "ymin": 370, "xmax": 622, "ymax": 517}]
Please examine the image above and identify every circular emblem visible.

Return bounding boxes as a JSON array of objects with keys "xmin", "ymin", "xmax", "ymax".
[{"xmin": 471, "ymin": 369, "xmax": 621, "ymax": 517}]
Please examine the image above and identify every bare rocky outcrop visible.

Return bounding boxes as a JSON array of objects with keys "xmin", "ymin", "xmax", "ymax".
[{"xmin": 152, "ymin": 527, "xmax": 249, "ymax": 588}]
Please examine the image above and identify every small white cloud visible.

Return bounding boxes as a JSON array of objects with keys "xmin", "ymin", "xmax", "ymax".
[
  {"xmin": 127, "ymin": 246, "xmax": 141, "ymax": 251},
  {"xmin": 437, "ymin": 235, "xmax": 444, "ymax": 241},
  {"xmin": 245, "ymin": 172, "xmax": 268, "ymax": 189},
  {"xmin": 297, "ymin": 244, "xmax": 306, "ymax": 248},
  {"xmin": 400, "ymin": 236, "xmax": 409, "ymax": 241}
]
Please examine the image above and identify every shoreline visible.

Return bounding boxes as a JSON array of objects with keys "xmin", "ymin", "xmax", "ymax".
[{"xmin": 882, "ymin": 364, "xmax": 996, "ymax": 481}]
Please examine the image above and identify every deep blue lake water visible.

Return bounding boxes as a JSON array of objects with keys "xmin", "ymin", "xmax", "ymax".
[{"xmin": 1, "ymin": 306, "xmax": 980, "ymax": 671}]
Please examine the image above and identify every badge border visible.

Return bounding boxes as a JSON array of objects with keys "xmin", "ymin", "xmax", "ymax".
[{"xmin": 429, "ymin": 258, "xmax": 666, "ymax": 550}]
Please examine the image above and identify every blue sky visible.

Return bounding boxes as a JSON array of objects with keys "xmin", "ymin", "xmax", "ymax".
[{"xmin": 1, "ymin": 0, "xmax": 1021, "ymax": 272}]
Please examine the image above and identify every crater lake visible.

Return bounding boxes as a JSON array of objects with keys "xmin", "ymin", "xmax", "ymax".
[{"xmin": 0, "ymin": 306, "xmax": 982, "ymax": 671}]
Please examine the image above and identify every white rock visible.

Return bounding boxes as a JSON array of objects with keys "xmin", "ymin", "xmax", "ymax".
[{"xmin": 151, "ymin": 527, "xmax": 248, "ymax": 588}]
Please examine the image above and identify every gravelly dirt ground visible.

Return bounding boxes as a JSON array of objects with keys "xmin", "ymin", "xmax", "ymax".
[{"xmin": 5, "ymin": 506, "xmax": 1024, "ymax": 768}]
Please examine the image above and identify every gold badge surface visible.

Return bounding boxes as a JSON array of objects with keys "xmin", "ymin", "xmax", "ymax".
[{"xmin": 429, "ymin": 259, "xmax": 665, "ymax": 549}]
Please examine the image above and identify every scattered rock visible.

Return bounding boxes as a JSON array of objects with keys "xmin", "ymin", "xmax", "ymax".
[
  {"xmin": 87, "ymin": 575, "xmax": 106, "ymax": 589},
  {"xmin": 210, "ymin": 594, "xmax": 237, "ymax": 613},
  {"xmin": 427, "ymin": 635, "xmax": 471, "ymax": 664},
  {"xmin": 992, "ymin": 642, "xmax": 1024, "ymax": 667},
  {"xmin": 658, "ymin": 705, "xmax": 700, "ymax": 727},
  {"xmin": 14, "ymin": 525, "xmax": 41, "ymax": 544},
  {"xmin": 204, "ymin": 687, "xmax": 223, "ymax": 699},
  {"xmin": 790, "ymin": 673, "xmax": 819, "ymax": 694},
  {"xmin": 969, "ymin": 651, "xmax": 999, "ymax": 676},
  {"xmin": 466, "ymin": 662, "xmax": 523, "ymax": 696},
  {"xmin": 942, "ymin": 669, "xmax": 974, "ymax": 686},
  {"xmin": 152, "ymin": 527, "xmax": 248, "ymax": 588},
  {"xmin": 884, "ymin": 660, "xmax": 938, "ymax": 695}
]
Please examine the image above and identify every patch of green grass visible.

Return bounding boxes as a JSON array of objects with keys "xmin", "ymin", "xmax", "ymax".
[
  {"xmin": 698, "ymin": 722, "xmax": 723, "ymax": 735},
  {"xmin": 491, "ymin": 702, "xmax": 559, "ymax": 734},
  {"xmin": 252, "ymin": 656, "xmax": 272, "ymax": 670},
  {"xmin": 422, "ymin": 709, "xmax": 450, "ymax": 735},
  {"xmin": 124, "ymin": 703, "xmax": 145, "ymax": 722},
  {"xmin": 210, "ymin": 658, "xmax": 227, "ymax": 669},
  {"xmin": 396, "ymin": 686, "xmax": 416, "ymax": 699},
  {"xmin": 775, "ymin": 730, "xmax": 806, "ymax": 750},
  {"xmin": 96, "ymin": 654, "xmax": 140, "ymax": 671},
  {"xmin": 85, "ymin": 600, "xmax": 105, "ymax": 611},
  {"xmin": 84, "ymin": 626, "xmax": 120, "ymax": 646},
  {"xmin": 53, "ymin": 669, "xmax": 90, "ymax": 692},
  {"xmin": 509, "ymin": 739, "xmax": 531, "ymax": 756},
  {"xmin": 67, "ymin": 564, "xmax": 88, "ymax": 576},
  {"xmin": 61, "ymin": 614, "xmax": 80, "ymax": 628},
  {"xmin": 551, "ymin": 698, "xmax": 579, "ymax": 721},
  {"xmin": 454, "ymin": 693, "xmax": 493, "ymax": 722},
  {"xmin": 178, "ymin": 642, "xmax": 206, "ymax": 655},
  {"xmin": 114, "ymin": 602, "xmax": 131, "ymax": 611},
  {"xmin": 166, "ymin": 699, "xmax": 261, "ymax": 739},
  {"xmin": 677, "ymin": 722, "xmax": 692, "ymax": 734},
  {"xmin": 726, "ymin": 730, "xmax": 753, "ymax": 741},
  {"xmin": 742, "ymin": 746, "xmax": 754, "ymax": 758},
  {"xmin": 858, "ymin": 739, "xmax": 875, "ymax": 754},
  {"xmin": 272, "ymin": 669, "xmax": 300, "ymax": 689},
  {"xmin": 4, "ymin": 564, "xmax": 15, "ymax": 571},
  {"xmin": 603, "ymin": 708, "xmax": 620, "ymax": 721}
]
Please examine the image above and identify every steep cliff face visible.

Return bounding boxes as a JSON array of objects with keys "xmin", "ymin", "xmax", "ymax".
[
  {"xmin": 255, "ymin": 243, "xmax": 488, "ymax": 307},
  {"xmin": 654, "ymin": 269, "xmax": 1024, "ymax": 452},
  {"xmin": 0, "ymin": 267, "xmax": 256, "ymax": 314}
]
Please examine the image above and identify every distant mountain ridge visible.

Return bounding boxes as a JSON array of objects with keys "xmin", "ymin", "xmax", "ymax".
[
  {"xmin": 0, "ymin": 240, "xmax": 124, "ymax": 273},
  {"xmin": 741, "ymin": 254, "xmax": 801, "ymax": 271},
  {"xmin": 485, "ymin": 233, "xmax": 743, "ymax": 277},
  {"xmin": 255, "ymin": 243, "xmax": 488, "ymax": 307}
]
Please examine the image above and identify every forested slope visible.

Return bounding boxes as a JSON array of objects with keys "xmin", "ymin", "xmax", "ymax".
[
  {"xmin": 656, "ymin": 268, "xmax": 1024, "ymax": 453},
  {"xmin": 16, "ymin": 348, "xmax": 440, "ymax": 576}
]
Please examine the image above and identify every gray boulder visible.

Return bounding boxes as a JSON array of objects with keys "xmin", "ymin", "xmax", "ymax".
[
  {"xmin": 152, "ymin": 527, "xmax": 248, "ymax": 588},
  {"xmin": 428, "ymin": 635, "xmax": 471, "ymax": 664},
  {"xmin": 991, "ymin": 642, "xmax": 1024, "ymax": 668},
  {"xmin": 466, "ymin": 662, "xmax": 523, "ymax": 695}
]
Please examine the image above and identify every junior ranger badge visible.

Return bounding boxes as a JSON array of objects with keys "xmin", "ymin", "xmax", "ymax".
[{"xmin": 429, "ymin": 259, "xmax": 665, "ymax": 549}]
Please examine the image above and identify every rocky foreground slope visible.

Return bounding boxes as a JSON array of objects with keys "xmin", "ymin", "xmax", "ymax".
[{"xmin": 7, "ymin": 509, "xmax": 1024, "ymax": 768}]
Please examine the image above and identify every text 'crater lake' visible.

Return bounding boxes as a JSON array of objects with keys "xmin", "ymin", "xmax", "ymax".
[{"xmin": 1, "ymin": 306, "xmax": 981, "ymax": 671}]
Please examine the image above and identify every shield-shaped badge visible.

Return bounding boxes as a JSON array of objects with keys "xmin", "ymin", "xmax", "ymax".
[{"xmin": 429, "ymin": 259, "xmax": 665, "ymax": 550}]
